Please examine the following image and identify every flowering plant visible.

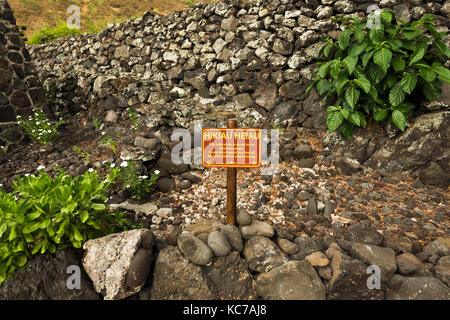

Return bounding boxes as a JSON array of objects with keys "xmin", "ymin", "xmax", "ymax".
[
  {"xmin": 17, "ymin": 108, "xmax": 63, "ymax": 145},
  {"xmin": 115, "ymin": 158, "xmax": 159, "ymax": 200}
]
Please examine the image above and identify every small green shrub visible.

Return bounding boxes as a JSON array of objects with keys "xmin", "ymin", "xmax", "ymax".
[
  {"xmin": 116, "ymin": 159, "xmax": 159, "ymax": 200},
  {"xmin": 306, "ymin": 11, "xmax": 450, "ymax": 138},
  {"xmin": 0, "ymin": 166, "xmax": 132, "ymax": 285},
  {"xmin": 28, "ymin": 21, "xmax": 81, "ymax": 45},
  {"xmin": 127, "ymin": 108, "xmax": 140, "ymax": 132},
  {"xmin": 72, "ymin": 146, "xmax": 90, "ymax": 164},
  {"xmin": 100, "ymin": 133, "xmax": 118, "ymax": 155},
  {"xmin": 17, "ymin": 108, "xmax": 63, "ymax": 145}
]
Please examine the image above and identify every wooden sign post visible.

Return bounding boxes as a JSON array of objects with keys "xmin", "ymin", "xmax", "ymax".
[
  {"xmin": 202, "ymin": 120, "xmax": 261, "ymax": 225},
  {"xmin": 226, "ymin": 119, "xmax": 237, "ymax": 225}
]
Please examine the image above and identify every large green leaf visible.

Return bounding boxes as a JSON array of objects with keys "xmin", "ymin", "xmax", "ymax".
[
  {"xmin": 373, "ymin": 47, "xmax": 392, "ymax": 72},
  {"xmin": 389, "ymin": 82, "xmax": 406, "ymax": 107},
  {"xmin": 354, "ymin": 77, "xmax": 371, "ymax": 94},
  {"xmin": 349, "ymin": 42, "xmax": 368, "ymax": 57},
  {"xmin": 400, "ymin": 73, "xmax": 418, "ymax": 94},
  {"xmin": 343, "ymin": 56, "xmax": 358, "ymax": 75},
  {"xmin": 380, "ymin": 10, "xmax": 393, "ymax": 23},
  {"xmin": 14, "ymin": 253, "xmax": 28, "ymax": 267},
  {"xmin": 374, "ymin": 109, "xmax": 389, "ymax": 121},
  {"xmin": 370, "ymin": 28, "xmax": 384, "ymax": 43},
  {"xmin": 423, "ymin": 82, "xmax": 441, "ymax": 100},
  {"xmin": 338, "ymin": 121, "xmax": 354, "ymax": 138},
  {"xmin": 392, "ymin": 57, "xmax": 406, "ymax": 72},
  {"xmin": 348, "ymin": 113, "xmax": 361, "ymax": 127},
  {"xmin": 339, "ymin": 29, "xmax": 352, "ymax": 50},
  {"xmin": 409, "ymin": 48, "xmax": 426, "ymax": 66},
  {"xmin": 419, "ymin": 69, "xmax": 436, "ymax": 82},
  {"xmin": 354, "ymin": 27, "xmax": 365, "ymax": 44},
  {"xmin": 336, "ymin": 76, "xmax": 349, "ymax": 96},
  {"xmin": 433, "ymin": 39, "xmax": 450, "ymax": 58},
  {"xmin": 362, "ymin": 51, "xmax": 374, "ymax": 68},
  {"xmin": 391, "ymin": 110, "xmax": 407, "ymax": 131},
  {"xmin": 318, "ymin": 60, "xmax": 333, "ymax": 78},
  {"xmin": 326, "ymin": 111, "xmax": 344, "ymax": 132},
  {"xmin": 322, "ymin": 42, "xmax": 334, "ymax": 58},
  {"xmin": 330, "ymin": 61, "xmax": 341, "ymax": 79},
  {"xmin": 345, "ymin": 85, "xmax": 360, "ymax": 109},
  {"xmin": 432, "ymin": 65, "xmax": 450, "ymax": 83},
  {"xmin": 91, "ymin": 203, "xmax": 106, "ymax": 211},
  {"xmin": 316, "ymin": 79, "xmax": 329, "ymax": 95}
]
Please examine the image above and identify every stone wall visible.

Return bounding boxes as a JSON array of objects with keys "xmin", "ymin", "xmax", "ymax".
[
  {"xmin": 26, "ymin": 0, "xmax": 449, "ymax": 128},
  {"xmin": 0, "ymin": 0, "xmax": 46, "ymax": 152}
]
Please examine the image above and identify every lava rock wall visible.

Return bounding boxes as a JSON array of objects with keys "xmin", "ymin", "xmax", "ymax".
[
  {"xmin": 26, "ymin": 0, "xmax": 449, "ymax": 127},
  {"xmin": 0, "ymin": 0, "xmax": 47, "ymax": 152}
]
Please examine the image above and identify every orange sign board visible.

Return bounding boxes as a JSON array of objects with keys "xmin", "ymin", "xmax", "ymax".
[{"xmin": 202, "ymin": 128, "xmax": 261, "ymax": 168}]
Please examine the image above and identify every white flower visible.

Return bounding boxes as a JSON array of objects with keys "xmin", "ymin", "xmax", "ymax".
[
  {"xmin": 125, "ymin": 156, "xmax": 131, "ymax": 160},
  {"xmin": 102, "ymin": 160, "xmax": 108, "ymax": 165},
  {"xmin": 141, "ymin": 175, "xmax": 148, "ymax": 179},
  {"xmin": 0, "ymin": 184, "xmax": 3, "ymax": 187},
  {"xmin": 25, "ymin": 173, "xmax": 30, "ymax": 177},
  {"xmin": 37, "ymin": 165, "xmax": 45, "ymax": 171},
  {"xmin": 16, "ymin": 115, "xmax": 21, "ymax": 118},
  {"xmin": 102, "ymin": 131, "xmax": 105, "ymax": 135},
  {"xmin": 126, "ymin": 185, "xmax": 130, "ymax": 188},
  {"xmin": 88, "ymin": 168, "xmax": 94, "ymax": 172},
  {"xmin": 120, "ymin": 161, "xmax": 128, "ymax": 168},
  {"xmin": 110, "ymin": 163, "xmax": 115, "ymax": 168},
  {"xmin": 154, "ymin": 170, "xmax": 160, "ymax": 175},
  {"xmin": 104, "ymin": 179, "xmax": 110, "ymax": 183}
]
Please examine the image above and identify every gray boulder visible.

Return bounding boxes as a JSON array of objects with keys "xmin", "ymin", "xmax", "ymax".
[
  {"xmin": 240, "ymin": 220, "xmax": 275, "ymax": 239},
  {"xmin": 82, "ymin": 229, "xmax": 154, "ymax": 300},
  {"xmin": 150, "ymin": 246, "xmax": 216, "ymax": 299},
  {"xmin": 243, "ymin": 236, "xmax": 289, "ymax": 273},
  {"xmin": 177, "ymin": 232, "xmax": 214, "ymax": 265},
  {"xmin": 256, "ymin": 261, "xmax": 326, "ymax": 300},
  {"xmin": 207, "ymin": 231, "xmax": 231, "ymax": 257},
  {"xmin": 387, "ymin": 275, "xmax": 450, "ymax": 300}
]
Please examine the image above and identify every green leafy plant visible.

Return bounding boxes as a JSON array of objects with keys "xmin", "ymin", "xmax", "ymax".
[
  {"xmin": 43, "ymin": 78, "xmax": 57, "ymax": 110},
  {"xmin": 306, "ymin": 11, "xmax": 450, "ymax": 138},
  {"xmin": 27, "ymin": 21, "xmax": 81, "ymax": 45},
  {"xmin": 127, "ymin": 108, "xmax": 140, "ymax": 132},
  {"xmin": 100, "ymin": 133, "xmax": 117, "ymax": 155},
  {"xmin": 117, "ymin": 159, "xmax": 159, "ymax": 200},
  {"xmin": 92, "ymin": 116, "xmax": 101, "ymax": 129},
  {"xmin": 72, "ymin": 146, "xmax": 90, "ymax": 164},
  {"xmin": 0, "ymin": 166, "xmax": 132, "ymax": 285},
  {"xmin": 17, "ymin": 108, "xmax": 63, "ymax": 145}
]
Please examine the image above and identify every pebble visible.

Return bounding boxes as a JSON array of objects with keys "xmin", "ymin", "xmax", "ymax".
[
  {"xmin": 207, "ymin": 231, "xmax": 231, "ymax": 257},
  {"xmin": 178, "ymin": 232, "xmax": 214, "ymax": 265},
  {"xmin": 277, "ymin": 238, "xmax": 299, "ymax": 255},
  {"xmin": 236, "ymin": 208, "xmax": 252, "ymax": 226},
  {"xmin": 305, "ymin": 252, "xmax": 329, "ymax": 267},
  {"xmin": 240, "ymin": 220, "xmax": 275, "ymax": 239},
  {"xmin": 220, "ymin": 224, "xmax": 243, "ymax": 252}
]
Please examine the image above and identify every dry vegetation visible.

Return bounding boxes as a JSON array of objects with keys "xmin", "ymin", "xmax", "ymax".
[{"xmin": 9, "ymin": 0, "xmax": 212, "ymax": 38}]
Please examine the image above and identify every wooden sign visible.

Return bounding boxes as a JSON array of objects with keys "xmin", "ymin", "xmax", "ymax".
[
  {"xmin": 202, "ymin": 120, "xmax": 261, "ymax": 225},
  {"xmin": 202, "ymin": 128, "xmax": 261, "ymax": 168}
]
